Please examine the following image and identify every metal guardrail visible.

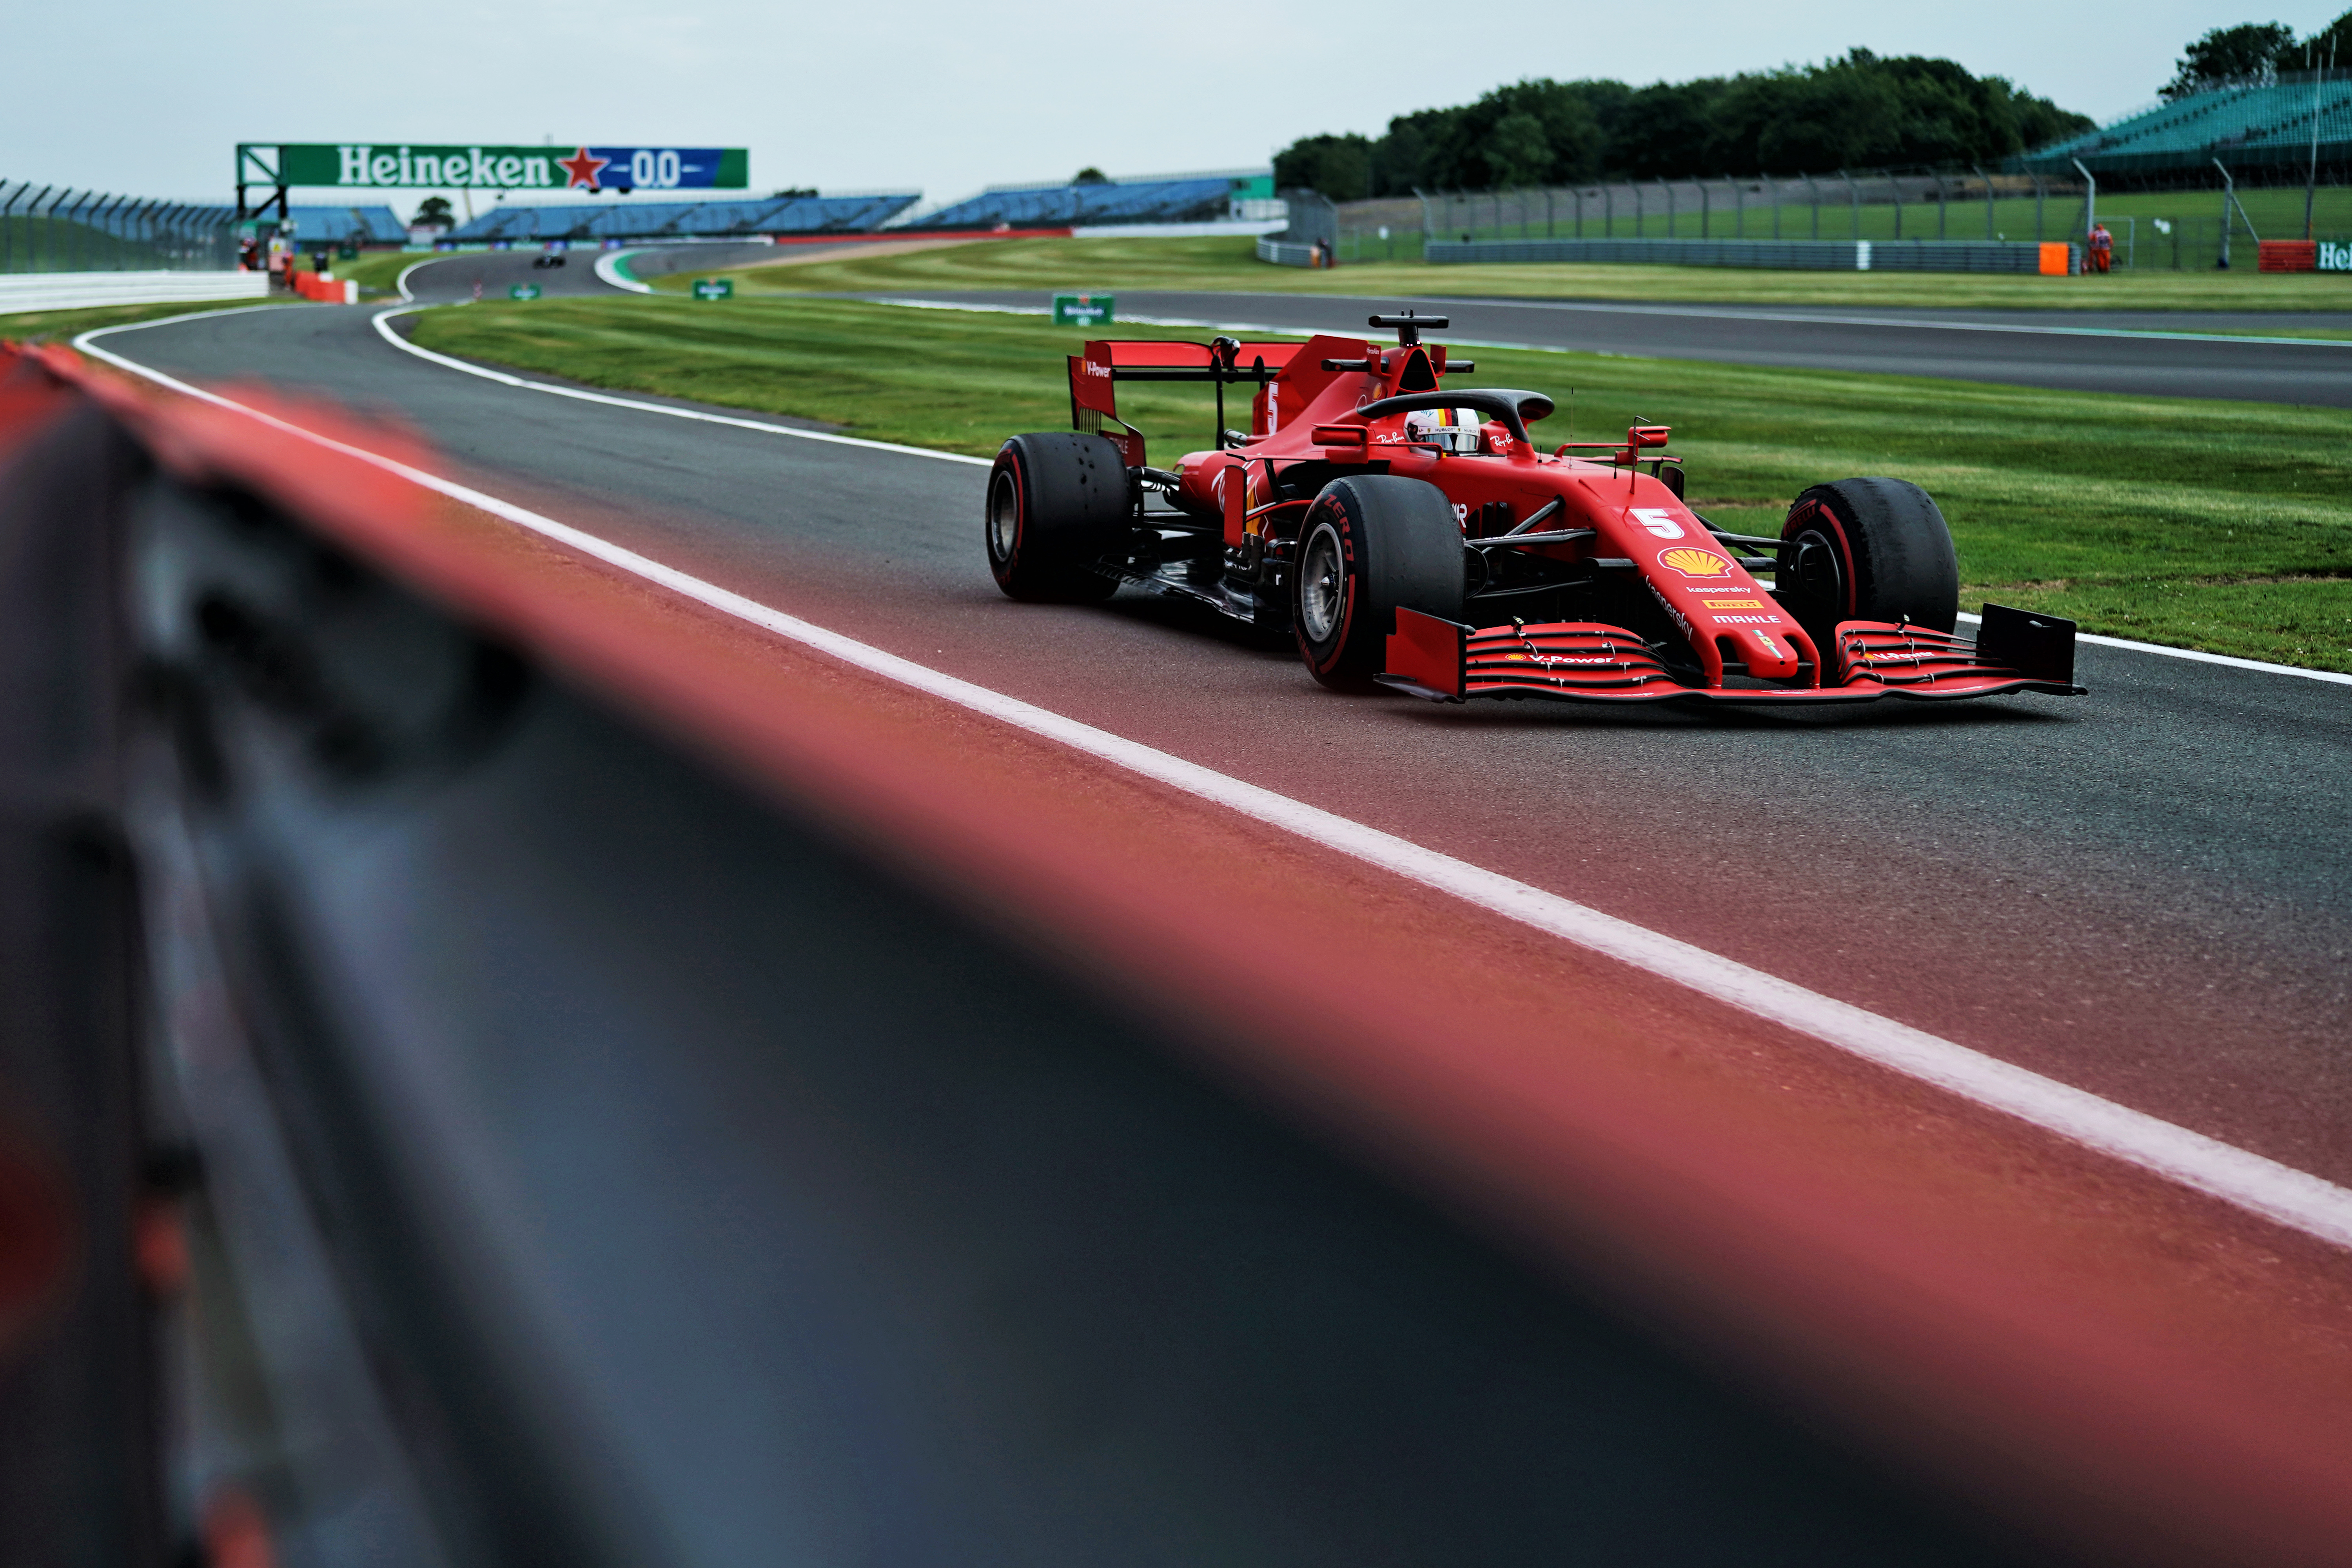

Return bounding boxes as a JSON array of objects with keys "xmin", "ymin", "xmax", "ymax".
[{"xmin": 0, "ymin": 180, "xmax": 238, "ymax": 274}]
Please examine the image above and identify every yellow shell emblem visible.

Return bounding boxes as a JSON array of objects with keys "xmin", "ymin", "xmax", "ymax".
[{"xmin": 1658, "ymin": 547, "xmax": 1735, "ymax": 579}]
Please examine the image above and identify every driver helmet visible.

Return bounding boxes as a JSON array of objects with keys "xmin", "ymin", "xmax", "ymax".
[{"xmin": 1403, "ymin": 407, "xmax": 1488, "ymax": 454}]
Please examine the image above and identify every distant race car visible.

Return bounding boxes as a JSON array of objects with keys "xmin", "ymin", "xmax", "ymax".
[{"xmin": 985, "ymin": 311, "xmax": 2085, "ymax": 707}]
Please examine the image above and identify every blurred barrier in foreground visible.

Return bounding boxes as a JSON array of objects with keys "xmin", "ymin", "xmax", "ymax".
[
  {"xmin": 4, "ymin": 338, "xmax": 2352, "ymax": 1565},
  {"xmin": 0, "ymin": 271, "xmax": 270, "ymax": 318}
]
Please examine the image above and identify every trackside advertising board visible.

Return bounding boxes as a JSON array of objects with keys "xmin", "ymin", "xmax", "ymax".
[
  {"xmin": 276, "ymin": 145, "xmax": 748, "ymax": 192},
  {"xmin": 2322, "ymin": 240, "xmax": 2351, "ymax": 272},
  {"xmin": 1053, "ymin": 292, "xmax": 1114, "ymax": 325}
]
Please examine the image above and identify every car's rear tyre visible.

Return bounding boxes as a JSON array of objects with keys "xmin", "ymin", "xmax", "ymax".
[
  {"xmin": 1776, "ymin": 477, "xmax": 1959, "ymax": 649},
  {"xmin": 1292, "ymin": 475, "xmax": 1465, "ymax": 689},
  {"xmin": 986, "ymin": 433, "xmax": 1127, "ymax": 602}
]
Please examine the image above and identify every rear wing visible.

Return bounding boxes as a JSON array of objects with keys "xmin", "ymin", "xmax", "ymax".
[{"xmin": 1068, "ymin": 339, "xmax": 1304, "ymax": 465}]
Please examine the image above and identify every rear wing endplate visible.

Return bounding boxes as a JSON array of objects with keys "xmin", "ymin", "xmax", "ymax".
[{"xmin": 1068, "ymin": 339, "xmax": 1305, "ymax": 464}]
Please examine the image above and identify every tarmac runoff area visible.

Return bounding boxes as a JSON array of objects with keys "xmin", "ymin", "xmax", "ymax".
[
  {"xmin": 394, "ymin": 248, "xmax": 2352, "ymax": 408},
  {"xmin": 71, "ymin": 283, "xmax": 2352, "ymax": 1552},
  {"xmin": 860, "ymin": 287, "xmax": 2352, "ymax": 407}
]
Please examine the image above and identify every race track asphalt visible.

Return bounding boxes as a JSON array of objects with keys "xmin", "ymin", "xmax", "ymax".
[
  {"xmin": 399, "ymin": 240, "xmax": 897, "ymax": 301},
  {"xmin": 106, "ymin": 288, "xmax": 2352, "ymax": 1203},
  {"xmin": 866, "ymin": 287, "xmax": 2352, "ymax": 406}
]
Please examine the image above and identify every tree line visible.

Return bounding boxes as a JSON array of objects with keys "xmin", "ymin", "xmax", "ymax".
[
  {"xmin": 1272, "ymin": 51, "xmax": 2094, "ymax": 200},
  {"xmin": 2163, "ymin": 9, "xmax": 2350, "ymax": 97}
]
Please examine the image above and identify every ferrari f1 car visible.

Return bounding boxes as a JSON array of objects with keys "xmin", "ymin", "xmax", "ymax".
[{"xmin": 984, "ymin": 312, "xmax": 2085, "ymax": 706}]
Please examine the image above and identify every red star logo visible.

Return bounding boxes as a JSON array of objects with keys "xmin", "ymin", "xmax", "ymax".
[{"xmin": 555, "ymin": 147, "xmax": 610, "ymax": 191}]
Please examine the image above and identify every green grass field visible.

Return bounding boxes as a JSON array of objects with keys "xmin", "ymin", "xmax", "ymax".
[
  {"xmin": 662, "ymin": 234, "xmax": 2352, "ymax": 314},
  {"xmin": 0, "ymin": 296, "xmax": 290, "ymax": 343},
  {"xmin": 323, "ymin": 249, "xmax": 427, "ymax": 299},
  {"xmin": 405, "ymin": 292, "xmax": 2352, "ymax": 671}
]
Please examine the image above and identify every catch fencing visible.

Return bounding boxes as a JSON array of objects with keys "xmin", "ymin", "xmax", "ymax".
[
  {"xmin": 0, "ymin": 180, "xmax": 238, "ymax": 274},
  {"xmin": 1311, "ymin": 171, "xmax": 2352, "ymax": 272}
]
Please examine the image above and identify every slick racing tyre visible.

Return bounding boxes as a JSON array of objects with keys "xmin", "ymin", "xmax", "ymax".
[
  {"xmin": 1292, "ymin": 475, "xmax": 1465, "ymax": 689},
  {"xmin": 986, "ymin": 432, "xmax": 1127, "ymax": 602},
  {"xmin": 1777, "ymin": 477, "xmax": 1959, "ymax": 650}
]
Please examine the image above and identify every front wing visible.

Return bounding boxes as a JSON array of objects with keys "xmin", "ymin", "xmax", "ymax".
[{"xmin": 1377, "ymin": 607, "xmax": 2087, "ymax": 706}]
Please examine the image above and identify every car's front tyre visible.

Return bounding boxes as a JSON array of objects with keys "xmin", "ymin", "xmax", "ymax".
[
  {"xmin": 1292, "ymin": 475, "xmax": 1465, "ymax": 689},
  {"xmin": 1776, "ymin": 477, "xmax": 1959, "ymax": 650}
]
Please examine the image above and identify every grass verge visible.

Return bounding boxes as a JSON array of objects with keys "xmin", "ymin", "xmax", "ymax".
[
  {"xmin": 332, "ymin": 249, "xmax": 430, "ymax": 299},
  {"xmin": 408, "ymin": 292, "xmax": 2352, "ymax": 671},
  {"xmin": 0, "ymin": 296, "xmax": 290, "ymax": 343},
  {"xmin": 660, "ymin": 234, "xmax": 2352, "ymax": 314}
]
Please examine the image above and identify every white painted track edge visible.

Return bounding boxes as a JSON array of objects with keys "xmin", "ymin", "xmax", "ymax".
[
  {"xmin": 1951, "ymin": 611, "xmax": 2352, "ymax": 685},
  {"xmin": 593, "ymin": 249, "xmax": 655, "ymax": 294},
  {"xmin": 67, "ymin": 313, "xmax": 2352, "ymax": 1254}
]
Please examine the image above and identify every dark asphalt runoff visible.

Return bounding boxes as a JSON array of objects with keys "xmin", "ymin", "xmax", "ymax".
[
  {"xmin": 867, "ymin": 287, "xmax": 2352, "ymax": 407},
  {"xmin": 397, "ymin": 240, "xmax": 882, "ymax": 301},
  {"xmin": 102, "ymin": 290, "xmax": 2352, "ymax": 1202}
]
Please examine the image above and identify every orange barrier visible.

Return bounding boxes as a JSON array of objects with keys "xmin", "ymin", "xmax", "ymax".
[
  {"xmin": 2259, "ymin": 240, "xmax": 2319, "ymax": 273},
  {"xmin": 291, "ymin": 271, "xmax": 358, "ymax": 303},
  {"xmin": 2037, "ymin": 241, "xmax": 2073, "ymax": 275}
]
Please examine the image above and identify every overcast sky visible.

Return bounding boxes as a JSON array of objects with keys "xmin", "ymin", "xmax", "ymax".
[{"xmin": 7, "ymin": 0, "xmax": 2347, "ymax": 211}]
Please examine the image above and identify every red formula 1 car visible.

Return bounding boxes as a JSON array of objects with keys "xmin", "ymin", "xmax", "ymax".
[{"xmin": 984, "ymin": 311, "xmax": 2085, "ymax": 707}]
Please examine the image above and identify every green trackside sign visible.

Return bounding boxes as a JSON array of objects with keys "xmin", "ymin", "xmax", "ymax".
[
  {"xmin": 254, "ymin": 144, "xmax": 749, "ymax": 192},
  {"xmin": 1053, "ymin": 292, "xmax": 1114, "ymax": 325},
  {"xmin": 691, "ymin": 278, "xmax": 735, "ymax": 300},
  {"xmin": 509, "ymin": 283, "xmax": 542, "ymax": 301}
]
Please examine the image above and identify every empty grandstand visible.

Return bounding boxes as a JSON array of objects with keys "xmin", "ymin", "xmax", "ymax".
[
  {"xmin": 448, "ymin": 191, "xmax": 920, "ymax": 243},
  {"xmin": 899, "ymin": 170, "xmax": 1273, "ymax": 231},
  {"xmin": 2022, "ymin": 71, "xmax": 2352, "ymax": 182},
  {"xmin": 281, "ymin": 205, "xmax": 407, "ymax": 245}
]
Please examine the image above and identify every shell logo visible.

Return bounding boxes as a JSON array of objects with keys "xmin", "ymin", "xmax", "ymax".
[{"xmin": 1657, "ymin": 547, "xmax": 1735, "ymax": 579}]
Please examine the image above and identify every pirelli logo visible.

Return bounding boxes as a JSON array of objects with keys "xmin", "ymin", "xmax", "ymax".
[{"xmin": 1701, "ymin": 597, "xmax": 1764, "ymax": 609}]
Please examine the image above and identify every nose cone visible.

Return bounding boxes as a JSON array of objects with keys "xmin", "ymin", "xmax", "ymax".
[{"xmin": 1742, "ymin": 628, "xmax": 1803, "ymax": 680}]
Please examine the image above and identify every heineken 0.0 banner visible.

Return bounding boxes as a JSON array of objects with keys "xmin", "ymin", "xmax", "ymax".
[{"xmin": 276, "ymin": 144, "xmax": 748, "ymax": 192}]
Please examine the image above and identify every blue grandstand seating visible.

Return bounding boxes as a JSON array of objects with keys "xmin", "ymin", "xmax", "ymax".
[
  {"xmin": 2022, "ymin": 75, "xmax": 2352, "ymax": 176},
  {"xmin": 446, "ymin": 192, "xmax": 919, "ymax": 243},
  {"xmin": 905, "ymin": 177, "xmax": 1238, "ymax": 230},
  {"xmin": 282, "ymin": 205, "xmax": 407, "ymax": 245}
]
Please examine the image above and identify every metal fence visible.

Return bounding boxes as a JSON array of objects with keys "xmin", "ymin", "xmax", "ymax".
[
  {"xmin": 1406, "ymin": 172, "xmax": 2094, "ymax": 252},
  {"xmin": 1318, "ymin": 171, "xmax": 2352, "ymax": 271},
  {"xmin": 0, "ymin": 181, "xmax": 239, "ymax": 273}
]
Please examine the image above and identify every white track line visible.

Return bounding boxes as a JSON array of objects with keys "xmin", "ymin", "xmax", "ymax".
[
  {"xmin": 68, "ymin": 314, "xmax": 2352, "ymax": 1254},
  {"xmin": 593, "ymin": 249, "xmax": 654, "ymax": 294},
  {"xmin": 866, "ymin": 291, "xmax": 2352, "ymax": 351},
  {"xmin": 1952, "ymin": 611, "xmax": 2352, "ymax": 686},
  {"xmin": 1410, "ymin": 292, "xmax": 2352, "ymax": 350}
]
